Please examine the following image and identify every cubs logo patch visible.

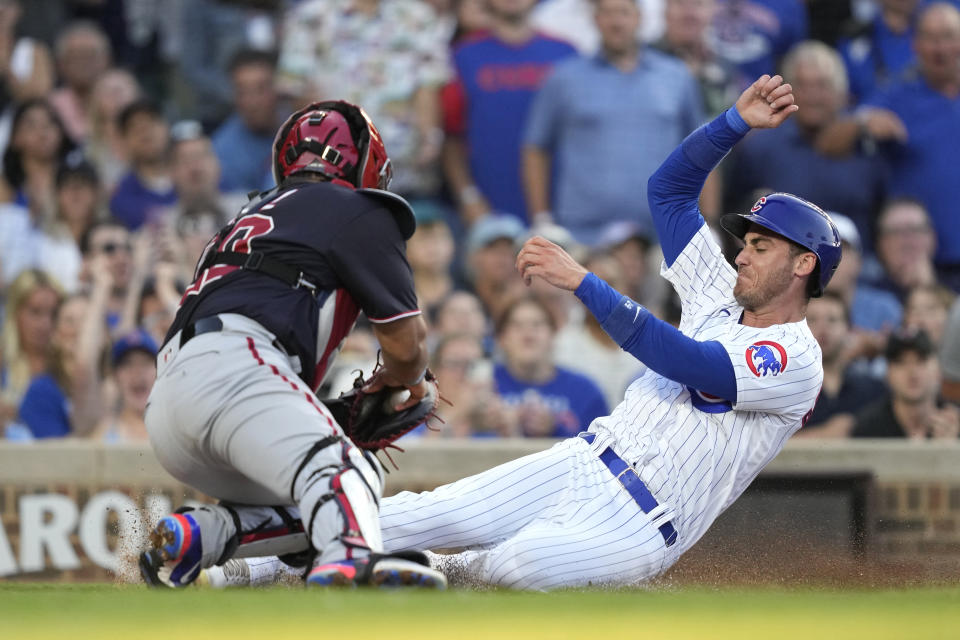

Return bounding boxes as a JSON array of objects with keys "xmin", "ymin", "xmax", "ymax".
[
  {"xmin": 750, "ymin": 196, "xmax": 767, "ymax": 213},
  {"xmin": 746, "ymin": 341, "xmax": 787, "ymax": 377}
]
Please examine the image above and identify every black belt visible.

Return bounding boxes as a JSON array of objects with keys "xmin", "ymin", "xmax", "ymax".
[
  {"xmin": 579, "ymin": 432, "xmax": 677, "ymax": 547},
  {"xmin": 179, "ymin": 316, "xmax": 224, "ymax": 348}
]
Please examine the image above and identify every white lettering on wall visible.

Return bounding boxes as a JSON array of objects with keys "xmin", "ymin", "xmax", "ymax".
[
  {"xmin": 18, "ymin": 494, "xmax": 81, "ymax": 572},
  {"xmin": 0, "ymin": 517, "xmax": 17, "ymax": 577}
]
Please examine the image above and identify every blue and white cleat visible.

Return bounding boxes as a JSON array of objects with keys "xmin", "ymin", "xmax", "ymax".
[
  {"xmin": 139, "ymin": 513, "xmax": 204, "ymax": 587},
  {"xmin": 307, "ymin": 552, "xmax": 447, "ymax": 589}
]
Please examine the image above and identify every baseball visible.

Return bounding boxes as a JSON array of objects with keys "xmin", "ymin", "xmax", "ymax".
[{"xmin": 385, "ymin": 389, "xmax": 411, "ymax": 412}]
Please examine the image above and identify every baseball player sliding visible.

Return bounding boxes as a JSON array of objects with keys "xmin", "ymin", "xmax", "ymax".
[
  {"xmin": 203, "ymin": 74, "xmax": 842, "ymax": 590},
  {"xmin": 138, "ymin": 101, "xmax": 446, "ymax": 588}
]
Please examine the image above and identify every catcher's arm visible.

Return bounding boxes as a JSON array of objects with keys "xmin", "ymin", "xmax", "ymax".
[{"xmin": 369, "ymin": 314, "xmax": 431, "ymax": 410}]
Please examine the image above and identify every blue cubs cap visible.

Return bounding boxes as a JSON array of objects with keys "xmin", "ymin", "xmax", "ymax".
[
  {"xmin": 112, "ymin": 329, "xmax": 159, "ymax": 366},
  {"xmin": 721, "ymin": 193, "xmax": 842, "ymax": 297}
]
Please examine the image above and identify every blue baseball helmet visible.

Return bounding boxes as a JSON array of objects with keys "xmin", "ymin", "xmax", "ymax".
[{"xmin": 720, "ymin": 193, "xmax": 842, "ymax": 298}]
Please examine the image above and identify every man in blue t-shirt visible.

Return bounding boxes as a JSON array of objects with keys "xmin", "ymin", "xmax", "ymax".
[
  {"xmin": 493, "ymin": 296, "xmax": 608, "ymax": 438},
  {"xmin": 212, "ymin": 49, "xmax": 281, "ymax": 194},
  {"xmin": 109, "ymin": 100, "xmax": 177, "ymax": 230},
  {"xmin": 442, "ymin": 0, "xmax": 576, "ymax": 224}
]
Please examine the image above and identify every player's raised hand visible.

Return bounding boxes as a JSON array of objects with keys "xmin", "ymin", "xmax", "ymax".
[
  {"xmin": 735, "ymin": 74, "xmax": 798, "ymax": 129},
  {"xmin": 516, "ymin": 235, "xmax": 588, "ymax": 291}
]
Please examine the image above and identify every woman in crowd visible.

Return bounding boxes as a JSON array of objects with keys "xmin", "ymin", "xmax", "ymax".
[
  {"xmin": 35, "ymin": 156, "xmax": 104, "ymax": 293},
  {"xmin": 0, "ymin": 269, "xmax": 62, "ymax": 436},
  {"xmin": 83, "ymin": 68, "xmax": 140, "ymax": 192},
  {"xmin": 0, "ymin": 99, "xmax": 74, "ymax": 219}
]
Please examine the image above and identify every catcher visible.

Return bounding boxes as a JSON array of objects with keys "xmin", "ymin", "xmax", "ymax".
[{"xmin": 139, "ymin": 101, "xmax": 446, "ymax": 589}]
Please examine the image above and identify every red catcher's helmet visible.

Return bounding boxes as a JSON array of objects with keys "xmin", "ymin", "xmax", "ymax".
[{"xmin": 272, "ymin": 100, "xmax": 392, "ymax": 190}]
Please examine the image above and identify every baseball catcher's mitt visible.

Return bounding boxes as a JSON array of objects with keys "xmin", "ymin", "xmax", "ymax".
[{"xmin": 322, "ymin": 368, "xmax": 441, "ymax": 453}]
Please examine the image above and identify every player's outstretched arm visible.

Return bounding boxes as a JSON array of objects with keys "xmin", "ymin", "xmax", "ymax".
[
  {"xmin": 516, "ymin": 238, "xmax": 737, "ymax": 401},
  {"xmin": 649, "ymin": 74, "xmax": 797, "ymax": 266}
]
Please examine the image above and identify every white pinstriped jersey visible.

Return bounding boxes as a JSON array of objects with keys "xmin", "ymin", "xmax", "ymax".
[{"xmin": 587, "ymin": 224, "xmax": 823, "ymax": 554}]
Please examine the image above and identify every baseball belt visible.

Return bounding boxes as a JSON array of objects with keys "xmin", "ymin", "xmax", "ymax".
[{"xmin": 579, "ymin": 432, "xmax": 678, "ymax": 547}]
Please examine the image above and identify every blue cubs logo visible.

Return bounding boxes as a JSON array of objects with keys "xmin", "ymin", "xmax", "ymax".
[
  {"xmin": 746, "ymin": 341, "xmax": 788, "ymax": 377},
  {"xmin": 750, "ymin": 196, "xmax": 767, "ymax": 212}
]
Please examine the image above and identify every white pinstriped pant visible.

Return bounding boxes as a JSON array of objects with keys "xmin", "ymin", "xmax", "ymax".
[{"xmin": 380, "ymin": 437, "xmax": 677, "ymax": 590}]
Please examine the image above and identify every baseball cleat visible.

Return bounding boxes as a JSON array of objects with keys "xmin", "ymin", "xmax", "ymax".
[
  {"xmin": 306, "ymin": 560, "xmax": 360, "ymax": 587},
  {"xmin": 306, "ymin": 552, "xmax": 447, "ymax": 589},
  {"xmin": 139, "ymin": 513, "xmax": 204, "ymax": 587}
]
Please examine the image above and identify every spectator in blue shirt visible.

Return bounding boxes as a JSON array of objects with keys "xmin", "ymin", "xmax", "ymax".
[
  {"xmin": 493, "ymin": 296, "xmax": 608, "ymax": 438},
  {"xmin": 818, "ymin": 3, "xmax": 960, "ymax": 287},
  {"xmin": 837, "ymin": 0, "xmax": 921, "ymax": 103},
  {"xmin": 18, "ymin": 290, "xmax": 108, "ymax": 439},
  {"xmin": 212, "ymin": 48, "xmax": 281, "ymax": 194},
  {"xmin": 108, "ymin": 99, "xmax": 175, "ymax": 230},
  {"xmin": 523, "ymin": 0, "xmax": 704, "ymax": 245},
  {"xmin": 726, "ymin": 41, "xmax": 886, "ymax": 253}
]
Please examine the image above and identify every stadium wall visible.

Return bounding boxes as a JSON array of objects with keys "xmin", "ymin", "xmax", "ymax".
[{"xmin": 0, "ymin": 440, "xmax": 958, "ymax": 583}]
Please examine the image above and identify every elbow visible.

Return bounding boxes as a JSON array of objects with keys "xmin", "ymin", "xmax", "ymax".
[{"xmin": 647, "ymin": 169, "xmax": 670, "ymax": 211}]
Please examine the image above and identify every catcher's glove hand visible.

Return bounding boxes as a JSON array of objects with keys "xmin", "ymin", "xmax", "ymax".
[{"xmin": 322, "ymin": 369, "xmax": 441, "ymax": 453}]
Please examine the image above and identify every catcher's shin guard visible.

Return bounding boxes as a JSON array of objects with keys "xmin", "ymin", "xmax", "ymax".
[{"xmin": 296, "ymin": 439, "xmax": 385, "ymax": 563}]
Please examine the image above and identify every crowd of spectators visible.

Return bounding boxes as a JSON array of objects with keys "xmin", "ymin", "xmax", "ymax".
[{"xmin": 1, "ymin": 0, "xmax": 960, "ymax": 444}]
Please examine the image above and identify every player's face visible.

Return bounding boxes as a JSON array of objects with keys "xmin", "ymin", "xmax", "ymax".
[
  {"xmin": 732, "ymin": 230, "xmax": 802, "ymax": 311},
  {"xmin": 887, "ymin": 352, "xmax": 940, "ymax": 405}
]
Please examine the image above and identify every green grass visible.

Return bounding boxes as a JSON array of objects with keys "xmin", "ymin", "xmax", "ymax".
[{"xmin": 1, "ymin": 584, "xmax": 958, "ymax": 640}]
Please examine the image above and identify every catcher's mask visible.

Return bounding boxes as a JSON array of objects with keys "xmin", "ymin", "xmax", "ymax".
[{"xmin": 272, "ymin": 100, "xmax": 393, "ymax": 190}]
